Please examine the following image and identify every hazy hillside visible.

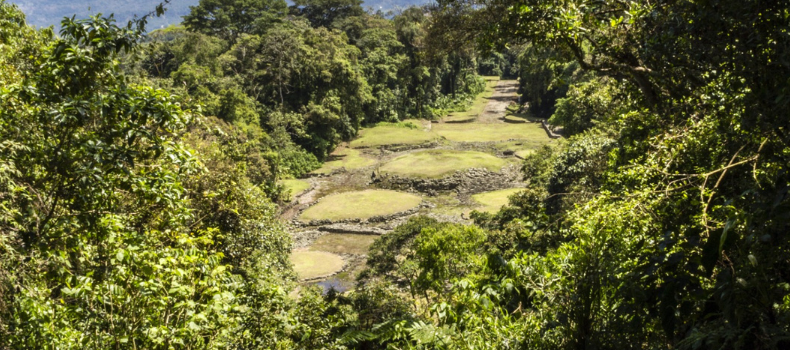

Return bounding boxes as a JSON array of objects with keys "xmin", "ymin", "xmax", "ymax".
[{"xmin": 10, "ymin": 0, "xmax": 430, "ymax": 30}]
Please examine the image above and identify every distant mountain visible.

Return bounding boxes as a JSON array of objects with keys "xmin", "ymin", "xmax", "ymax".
[{"xmin": 9, "ymin": 0, "xmax": 432, "ymax": 31}]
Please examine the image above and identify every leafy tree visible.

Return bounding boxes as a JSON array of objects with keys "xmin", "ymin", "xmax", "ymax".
[
  {"xmin": 427, "ymin": 0, "xmax": 790, "ymax": 348},
  {"xmin": 183, "ymin": 0, "xmax": 288, "ymax": 42},
  {"xmin": 0, "ymin": 9, "xmax": 248, "ymax": 348},
  {"xmin": 290, "ymin": 0, "xmax": 364, "ymax": 28}
]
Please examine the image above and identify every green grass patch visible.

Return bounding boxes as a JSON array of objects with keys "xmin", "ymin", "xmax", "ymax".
[
  {"xmin": 443, "ymin": 76, "xmax": 500, "ymax": 120},
  {"xmin": 515, "ymin": 149, "xmax": 535, "ymax": 158},
  {"xmin": 313, "ymin": 147, "xmax": 377, "ymax": 174},
  {"xmin": 433, "ymin": 123, "xmax": 549, "ymax": 143},
  {"xmin": 310, "ymin": 234, "xmax": 378, "ymax": 256},
  {"xmin": 472, "ymin": 188, "xmax": 524, "ymax": 213},
  {"xmin": 349, "ymin": 125, "xmax": 438, "ymax": 149},
  {"xmin": 380, "ymin": 150, "xmax": 509, "ymax": 179},
  {"xmin": 290, "ymin": 251, "xmax": 345, "ymax": 280},
  {"xmin": 300, "ymin": 189, "xmax": 422, "ymax": 222},
  {"xmin": 279, "ymin": 179, "xmax": 311, "ymax": 200}
]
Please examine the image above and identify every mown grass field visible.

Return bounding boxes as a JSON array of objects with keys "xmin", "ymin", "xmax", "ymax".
[
  {"xmin": 279, "ymin": 179, "xmax": 311, "ymax": 200},
  {"xmin": 299, "ymin": 189, "xmax": 422, "ymax": 222},
  {"xmin": 433, "ymin": 122, "xmax": 549, "ymax": 143},
  {"xmin": 471, "ymin": 188, "xmax": 524, "ymax": 213},
  {"xmin": 290, "ymin": 251, "xmax": 345, "ymax": 280},
  {"xmin": 313, "ymin": 147, "xmax": 378, "ymax": 174},
  {"xmin": 379, "ymin": 150, "xmax": 509, "ymax": 179},
  {"xmin": 310, "ymin": 234, "xmax": 378, "ymax": 256},
  {"xmin": 350, "ymin": 124, "xmax": 438, "ymax": 148}
]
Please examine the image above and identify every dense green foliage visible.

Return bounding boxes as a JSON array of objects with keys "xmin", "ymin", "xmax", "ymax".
[
  {"xmin": 352, "ymin": 0, "xmax": 790, "ymax": 348},
  {"xmin": 11, "ymin": 0, "xmax": 432, "ymax": 30},
  {"xmin": 0, "ymin": 0, "xmax": 489, "ymax": 348},
  {"xmin": 4, "ymin": 0, "xmax": 790, "ymax": 348},
  {"xmin": 140, "ymin": 0, "xmax": 485, "ymax": 179}
]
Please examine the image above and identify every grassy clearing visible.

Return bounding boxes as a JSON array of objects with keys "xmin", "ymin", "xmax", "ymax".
[
  {"xmin": 313, "ymin": 147, "xmax": 377, "ymax": 174},
  {"xmin": 300, "ymin": 189, "xmax": 422, "ymax": 222},
  {"xmin": 350, "ymin": 124, "xmax": 438, "ymax": 149},
  {"xmin": 433, "ymin": 122, "xmax": 549, "ymax": 143},
  {"xmin": 310, "ymin": 234, "xmax": 378, "ymax": 255},
  {"xmin": 472, "ymin": 188, "xmax": 524, "ymax": 213},
  {"xmin": 290, "ymin": 251, "xmax": 345, "ymax": 280},
  {"xmin": 443, "ymin": 76, "xmax": 500, "ymax": 121},
  {"xmin": 279, "ymin": 179, "xmax": 311, "ymax": 200},
  {"xmin": 380, "ymin": 150, "xmax": 509, "ymax": 179}
]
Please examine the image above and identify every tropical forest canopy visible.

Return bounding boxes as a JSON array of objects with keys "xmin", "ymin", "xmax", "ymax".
[
  {"xmin": 0, "ymin": 0, "xmax": 789, "ymax": 348},
  {"xmin": 10, "ymin": 0, "xmax": 432, "ymax": 29}
]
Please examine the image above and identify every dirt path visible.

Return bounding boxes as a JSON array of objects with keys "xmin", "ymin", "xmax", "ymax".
[{"xmin": 478, "ymin": 80, "xmax": 519, "ymax": 123}]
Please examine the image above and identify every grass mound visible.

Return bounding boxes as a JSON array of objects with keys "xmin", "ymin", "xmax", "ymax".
[
  {"xmin": 350, "ymin": 124, "xmax": 437, "ymax": 149},
  {"xmin": 433, "ymin": 122, "xmax": 549, "ymax": 143},
  {"xmin": 300, "ymin": 189, "xmax": 422, "ymax": 222},
  {"xmin": 279, "ymin": 179, "xmax": 311, "ymax": 200},
  {"xmin": 290, "ymin": 251, "xmax": 345, "ymax": 280},
  {"xmin": 379, "ymin": 150, "xmax": 509, "ymax": 179},
  {"xmin": 313, "ymin": 147, "xmax": 377, "ymax": 174},
  {"xmin": 310, "ymin": 234, "xmax": 378, "ymax": 256},
  {"xmin": 472, "ymin": 188, "xmax": 524, "ymax": 213}
]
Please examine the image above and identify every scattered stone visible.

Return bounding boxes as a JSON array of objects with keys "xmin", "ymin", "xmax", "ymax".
[
  {"xmin": 291, "ymin": 230, "xmax": 326, "ymax": 249},
  {"xmin": 376, "ymin": 165, "xmax": 523, "ymax": 196},
  {"xmin": 318, "ymin": 224, "xmax": 388, "ymax": 235}
]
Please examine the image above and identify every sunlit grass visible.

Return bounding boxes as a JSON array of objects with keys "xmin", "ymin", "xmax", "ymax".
[
  {"xmin": 349, "ymin": 124, "xmax": 438, "ymax": 148},
  {"xmin": 290, "ymin": 251, "xmax": 345, "ymax": 280},
  {"xmin": 471, "ymin": 188, "xmax": 524, "ymax": 213},
  {"xmin": 310, "ymin": 234, "xmax": 378, "ymax": 256},
  {"xmin": 299, "ymin": 189, "xmax": 422, "ymax": 222},
  {"xmin": 313, "ymin": 147, "xmax": 378, "ymax": 174},
  {"xmin": 433, "ymin": 122, "xmax": 549, "ymax": 143},
  {"xmin": 380, "ymin": 149, "xmax": 509, "ymax": 179},
  {"xmin": 279, "ymin": 179, "xmax": 311, "ymax": 200}
]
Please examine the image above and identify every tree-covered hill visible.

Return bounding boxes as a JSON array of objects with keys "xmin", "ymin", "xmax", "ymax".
[
  {"xmin": 10, "ymin": 0, "xmax": 431, "ymax": 29},
  {"xmin": 2, "ymin": 0, "xmax": 789, "ymax": 347}
]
